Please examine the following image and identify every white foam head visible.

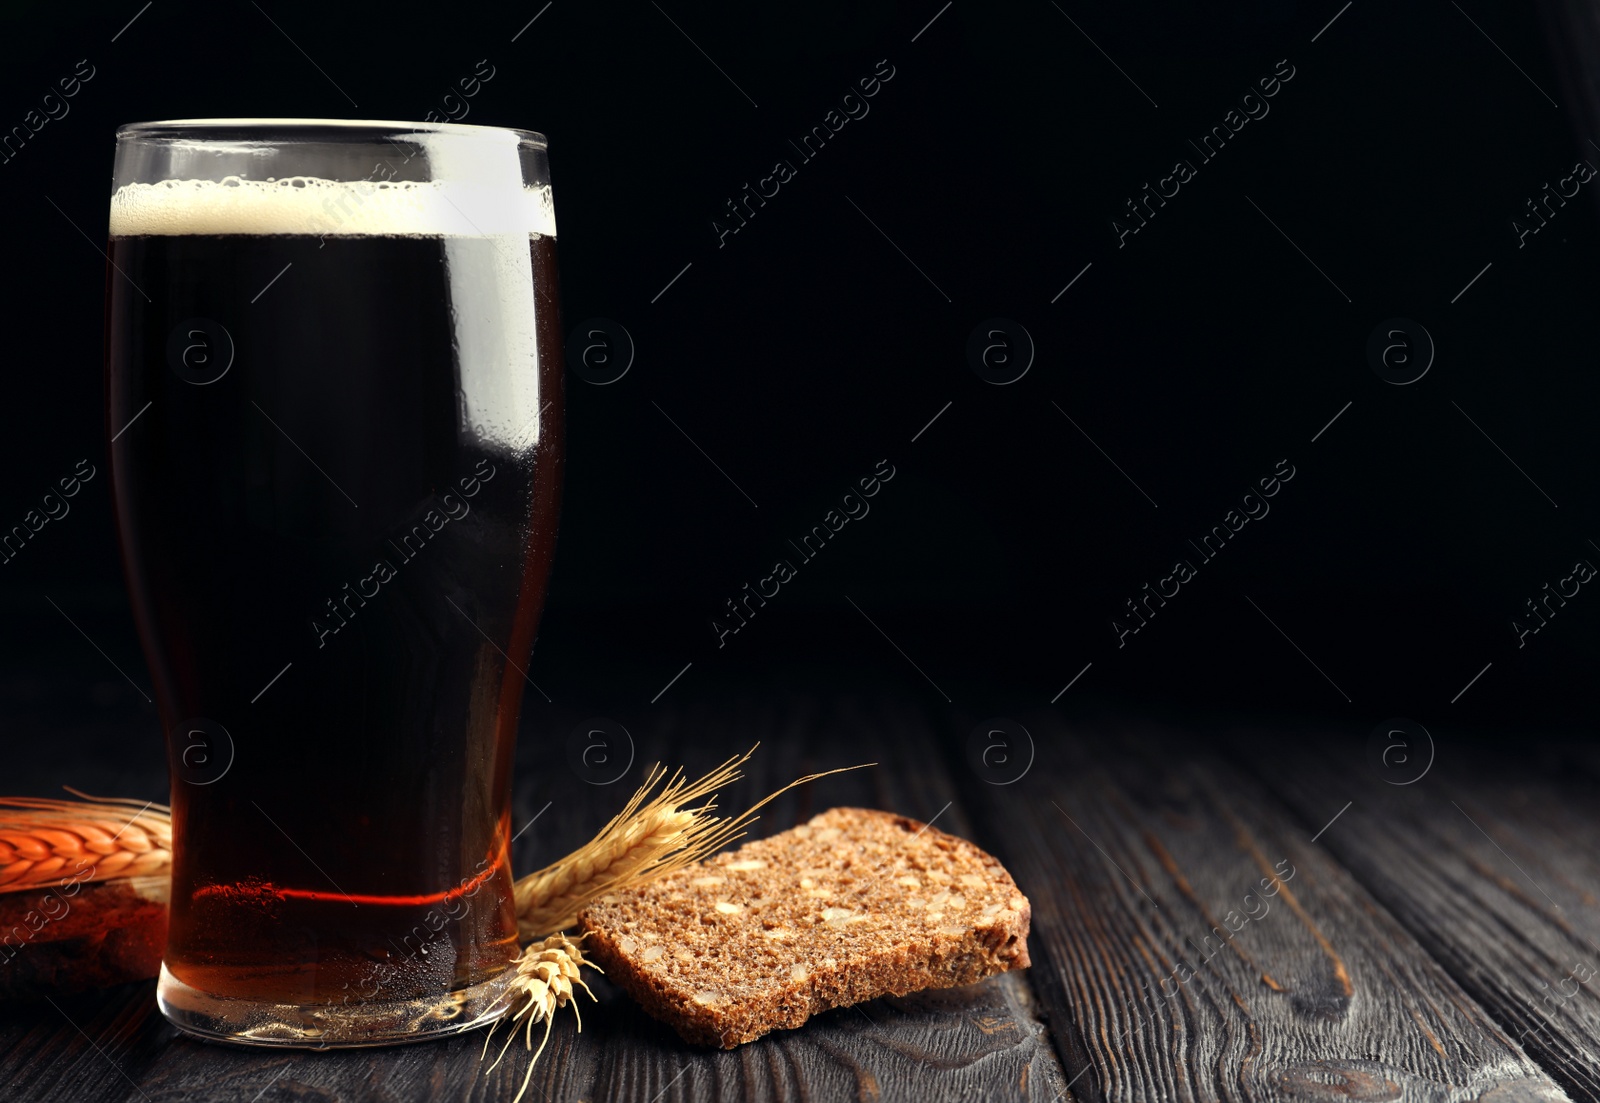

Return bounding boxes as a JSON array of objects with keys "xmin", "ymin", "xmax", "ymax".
[{"xmin": 109, "ymin": 176, "xmax": 555, "ymax": 237}]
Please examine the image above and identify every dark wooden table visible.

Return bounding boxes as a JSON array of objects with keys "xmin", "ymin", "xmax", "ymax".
[{"xmin": 3, "ymin": 684, "xmax": 1597, "ymax": 1102}]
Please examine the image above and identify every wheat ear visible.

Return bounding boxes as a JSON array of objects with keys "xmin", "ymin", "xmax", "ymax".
[
  {"xmin": 466, "ymin": 932, "xmax": 599, "ymax": 1103},
  {"xmin": 0, "ymin": 792, "xmax": 172, "ymax": 893},
  {"xmin": 513, "ymin": 743, "xmax": 869, "ymax": 939}
]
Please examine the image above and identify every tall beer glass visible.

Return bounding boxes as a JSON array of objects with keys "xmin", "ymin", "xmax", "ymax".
[{"xmin": 105, "ymin": 120, "xmax": 564, "ymax": 1046}]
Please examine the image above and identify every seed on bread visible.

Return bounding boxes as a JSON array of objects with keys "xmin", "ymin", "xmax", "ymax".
[{"xmin": 578, "ymin": 806, "xmax": 1031, "ymax": 1048}]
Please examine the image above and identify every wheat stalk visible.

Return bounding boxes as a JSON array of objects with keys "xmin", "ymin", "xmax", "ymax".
[{"xmin": 0, "ymin": 792, "xmax": 171, "ymax": 894}]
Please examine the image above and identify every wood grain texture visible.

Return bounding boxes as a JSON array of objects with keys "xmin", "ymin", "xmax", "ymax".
[
  {"xmin": 0, "ymin": 692, "xmax": 1071, "ymax": 1102},
  {"xmin": 0, "ymin": 983, "xmax": 168, "ymax": 1103},
  {"xmin": 1236, "ymin": 728, "xmax": 1600, "ymax": 1102},
  {"xmin": 953, "ymin": 710, "xmax": 1568, "ymax": 1103}
]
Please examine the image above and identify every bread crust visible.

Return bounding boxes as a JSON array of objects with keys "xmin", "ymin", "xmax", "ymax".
[{"xmin": 578, "ymin": 807, "xmax": 1031, "ymax": 1047}]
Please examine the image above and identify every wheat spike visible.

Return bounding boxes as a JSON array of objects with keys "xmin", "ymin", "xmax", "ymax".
[
  {"xmin": 513, "ymin": 743, "xmax": 868, "ymax": 938},
  {"xmin": 0, "ymin": 793, "xmax": 171, "ymax": 894},
  {"xmin": 465, "ymin": 933, "xmax": 599, "ymax": 1103}
]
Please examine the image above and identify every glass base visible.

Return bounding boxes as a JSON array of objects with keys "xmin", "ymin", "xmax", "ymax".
[{"xmin": 156, "ymin": 962, "xmax": 519, "ymax": 1049}]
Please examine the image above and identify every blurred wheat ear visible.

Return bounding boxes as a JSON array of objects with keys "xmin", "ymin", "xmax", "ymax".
[{"xmin": 0, "ymin": 792, "xmax": 171, "ymax": 893}]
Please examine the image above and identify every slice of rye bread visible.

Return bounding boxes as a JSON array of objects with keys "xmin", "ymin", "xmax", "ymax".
[{"xmin": 576, "ymin": 806, "xmax": 1031, "ymax": 1048}]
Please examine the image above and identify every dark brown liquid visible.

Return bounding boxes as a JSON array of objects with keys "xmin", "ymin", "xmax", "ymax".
[{"xmin": 105, "ymin": 233, "xmax": 563, "ymax": 1004}]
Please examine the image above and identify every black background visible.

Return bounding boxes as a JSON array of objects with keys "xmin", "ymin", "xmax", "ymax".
[{"xmin": 0, "ymin": 0, "xmax": 1596, "ymax": 787}]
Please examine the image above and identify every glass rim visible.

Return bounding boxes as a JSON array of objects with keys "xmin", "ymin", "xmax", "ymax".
[{"xmin": 114, "ymin": 118, "xmax": 548, "ymax": 148}]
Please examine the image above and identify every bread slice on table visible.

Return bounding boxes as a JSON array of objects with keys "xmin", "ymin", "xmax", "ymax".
[
  {"xmin": 0, "ymin": 875, "xmax": 168, "ymax": 999},
  {"xmin": 576, "ymin": 806, "xmax": 1031, "ymax": 1048}
]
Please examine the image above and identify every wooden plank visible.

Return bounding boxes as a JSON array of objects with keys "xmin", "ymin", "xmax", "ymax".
[
  {"xmin": 0, "ymin": 984, "xmax": 167, "ymax": 1103},
  {"xmin": 566, "ymin": 967, "xmax": 1060, "ymax": 1103},
  {"xmin": 0, "ymin": 693, "xmax": 1071, "ymax": 1101},
  {"xmin": 1237, "ymin": 726, "xmax": 1600, "ymax": 1102},
  {"xmin": 953, "ymin": 710, "xmax": 1568, "ymax": 1103}
]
